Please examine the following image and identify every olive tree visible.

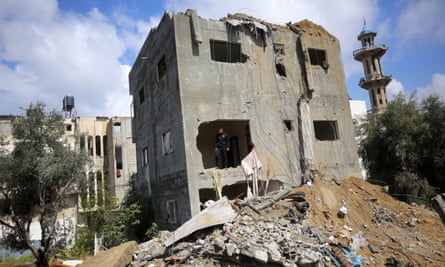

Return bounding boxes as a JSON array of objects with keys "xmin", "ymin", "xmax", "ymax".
[
  {"xmin": 0, "ymin": 103, "xmax": 87, "ymax": 267},
  {"xmin": 359, "ymin": 93, "xmax": 444, "ymax": 203}
]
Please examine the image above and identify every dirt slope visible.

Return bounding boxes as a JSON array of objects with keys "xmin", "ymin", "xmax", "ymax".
[{"xmin": 299, "ymin": 176, "xmax": 445, "ymax": 266}]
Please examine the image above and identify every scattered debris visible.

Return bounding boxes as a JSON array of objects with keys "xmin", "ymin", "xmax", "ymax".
[{"xmin": 127, "ymin": 177, "xmax": 445, "ymax": 266}]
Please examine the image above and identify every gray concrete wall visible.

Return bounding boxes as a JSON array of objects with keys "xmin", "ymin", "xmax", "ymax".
[
  {"xmin": 129, "ymin": 13, "xmax": 189, "ymax": 228},
  {"xmin": 174, "ymin": 12, "xmax": 304, "ymax": 215},
  {"xmin": 301, "ymin": 28, "xmax": 362, "ymax": 179}
]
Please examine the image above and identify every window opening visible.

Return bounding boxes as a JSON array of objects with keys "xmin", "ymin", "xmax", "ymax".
[
  {"xmin": 95, "ymin": 135, "xmax": 101, "ymax": 156},
  {"xmin": 308, "ymin": 48, "xmax": 327, "ymax": 68},
  {"xmin": 210, "ymin": 40, "xmax": 247, "ymax": 63},
  {"xmin": 80, "ymin": 135, "xmax": 85, "ymax": 153},
  {"xmin": 113, "ymin": 122, "xmax": 121, "ymax": 133},
  {"xmin": 143, "ymin": 147, "xmax": 149, "ymax": 166},
  {"xmin": 162, "ymin": 131, "xmax": 173, "ymax": 155},
  {"xmin": 273, "ymin": 43, "xmax": 285, "ymax": 56},
  {"xmin": 157, "ymin": 55, "xmax": 166, "ymax": 80},
  {"xmin": 283, "ymin": 120, "xmax": 293, "ymax": 131},
  {"xmin": 87, "ymin": 136, "xmax": 93, "ymax": 156},
  {"xmin": 139, "ymin": 87, "xmax": 145, "ymax": 105},
  {"xmin": 276, "ymin": 63, "xmax": 287, "ymax": 77},
  {"xmin": 313, "ymin": 120, "xmax": 339, "ymax": 141},
  {"xmin": 115, "ymin": 145, "xmax": 123, "ymax": 175},
  {"xmin": 103, "ymin": 136, "xmax": 108, "ymax": 156},
  {"xmin": 167, "ymin": 200, "xmax": 178, "ymax": 224},
  {"xmin": 65, "ymin": 124, "xmax": 72, "ymax": 132}
]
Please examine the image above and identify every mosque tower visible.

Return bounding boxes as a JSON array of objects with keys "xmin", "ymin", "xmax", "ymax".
[{"xmin": 353, "ymin": 20, "xmax": 392, "ymax": 113}]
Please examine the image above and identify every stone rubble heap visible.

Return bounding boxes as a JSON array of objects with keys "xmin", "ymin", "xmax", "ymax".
[{"xmin": 131, "ymin": 190, "xmax": 346, "ymax": 267}]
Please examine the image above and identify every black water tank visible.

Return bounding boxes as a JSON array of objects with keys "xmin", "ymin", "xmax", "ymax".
[{"xmin": 63, "ymin": 96, "xmax": 75, "ymax": 112}]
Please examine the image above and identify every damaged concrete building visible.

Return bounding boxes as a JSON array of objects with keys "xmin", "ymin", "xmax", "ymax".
[{"xmin": 129, "ymin": 10, "xmax": 361, "ymax": 227}]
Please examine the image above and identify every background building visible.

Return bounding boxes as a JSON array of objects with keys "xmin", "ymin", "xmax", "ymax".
[
  {"xmin": 129, "ymin": 10, "xmax": 361, "ymax": 228},
  {"xmin": 0, "ymin": 100, "xmax": 136, "ymax": 247}
]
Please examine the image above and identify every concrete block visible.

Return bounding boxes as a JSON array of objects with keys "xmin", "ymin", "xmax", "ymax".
[{"xmin": 254, "ymin": 249, "xmax": 269, "ymax": 264}]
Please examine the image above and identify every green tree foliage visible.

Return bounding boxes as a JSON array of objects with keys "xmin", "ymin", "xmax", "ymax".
[
  {"xmin": 360, "ymin": 94, "xmax": 445, "ymax": 203},
  {"xmin": 0, "ymin": 103, "xmax": 87, "ymax": 267},
  {"xmin": 65, "ymin": 175, "xmax": 157, "ymax": 256}
]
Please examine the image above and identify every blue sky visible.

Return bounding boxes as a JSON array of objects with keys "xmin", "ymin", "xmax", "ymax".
[{"xmin": 0, "ymin": 0, "xmax": 444, "ymax": 116}]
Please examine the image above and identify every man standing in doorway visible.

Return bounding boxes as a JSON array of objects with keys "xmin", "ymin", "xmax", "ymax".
[{"xmin": 215, "ymin": 128, "xmax": 230, "ymax": 169}]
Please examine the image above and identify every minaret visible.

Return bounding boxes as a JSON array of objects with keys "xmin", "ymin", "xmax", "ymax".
[{"xmin": 353, "ymin": 20, "xmax": 392, "ymax": 113}]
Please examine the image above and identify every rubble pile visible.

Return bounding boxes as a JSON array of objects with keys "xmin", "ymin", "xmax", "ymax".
[{"xmin": 130, "ymin": 176, "xmax": 445, "ymax": 267}]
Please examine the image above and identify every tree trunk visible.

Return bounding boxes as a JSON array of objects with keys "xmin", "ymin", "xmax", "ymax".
[{"xmin": 36, "ymin": 248, "xmax": 50, "ymax": 267}]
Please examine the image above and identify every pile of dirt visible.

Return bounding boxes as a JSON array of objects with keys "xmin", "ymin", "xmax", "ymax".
[
  {"xmin": 300, "ymin": 176, "xmax": 445, "ymax": 266},
  {"xmin": 130, "ymin": 176, "xmax": 445, "ymax": 267}
]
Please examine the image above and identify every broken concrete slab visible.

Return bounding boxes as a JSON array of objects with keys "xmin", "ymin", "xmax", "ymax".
[{"xmin": 164, "ymin": 196, "xmax": 238, "ymax": 247}]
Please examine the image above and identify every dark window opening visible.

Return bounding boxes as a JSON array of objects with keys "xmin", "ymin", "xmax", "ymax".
[
  {"xmin": 103, "ymin": 136, "xmax": 108, "ymax": 156},
  {"xmin": 197, "ymin": 120, "xmax": 252, "ymax": 169},
  {"xmin": 87, "ymin": 136, "xmax": 93, "ymax": 156},
  {"xmin": 65, "ymin": 124, "xmax": 72, "ymax": 131},
  {"xmin": 210, "ymin": 40, "xmax": 247, "ymax": 63},
  {"xmin": 276, "ymin": 63, "xmax": 287, "ymax": 77},
  {"xmin": 115, "ymin": 145, "xmax": 123, "ymax": 170},
  {"xmin": 95, "ymin": 135, "xmax": 101, "ymax": 156},
  {"xmin": 157, "ymin": 55, "xmax": 166, "ymax": 80},
  {"xmin": 143, "ymin": 147, "xmax": 149, "ymax": 166},
  {"xmin": 313, "ymin": 120, "xmax": 339, "ymax": 141},
  {"xmin": 80, "ymin": 135, "xmax": 85, "ymax": 153},
  {"xmin": 308, "ymin": 48, "xmax": 327, "ymax": 68},
  {"xmin": 139, "ymin": 87, "xmax": 145, "ymax": 105},
  {"xmin": 273, "ymin": 43, "xmax": 285, "ymax": 56},
  {"xmin": 284, "ymin": 120, "xmax": 293, "ymax": 131}
]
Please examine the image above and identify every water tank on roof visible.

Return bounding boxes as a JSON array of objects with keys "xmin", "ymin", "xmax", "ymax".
[{"xmin": 63, "ymin": 96, "xmax": 75, "ymax": 112}]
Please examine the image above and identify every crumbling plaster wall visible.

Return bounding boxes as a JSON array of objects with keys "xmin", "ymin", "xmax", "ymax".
[
  {"xmin": 174, "ymin": 12, "xmax": 304, "ymax": 216},
  {"xmin": 301, "ymin": 31, "xmax": 362, "ymax": 179}
]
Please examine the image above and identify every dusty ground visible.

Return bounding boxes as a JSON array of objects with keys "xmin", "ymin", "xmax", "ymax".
[{"xmin": 298, "ymin": 176, "xmax": 445, "ymax": 266}]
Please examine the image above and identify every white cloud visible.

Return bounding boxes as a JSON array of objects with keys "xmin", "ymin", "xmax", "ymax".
[
  {"xmin": 386, "ymin": 78, "xmax": 405, "ymax": 101},
  {"xmin": 395, "ymin": 0, "xmax": 445, "ymax": 46},
  {"xmin": 416, "ymin": 73, "xmax": 445, "ymax": 101},
  {"xmin": 0, "ymin": 0, "xmax": 152, "ymax": 117}
]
